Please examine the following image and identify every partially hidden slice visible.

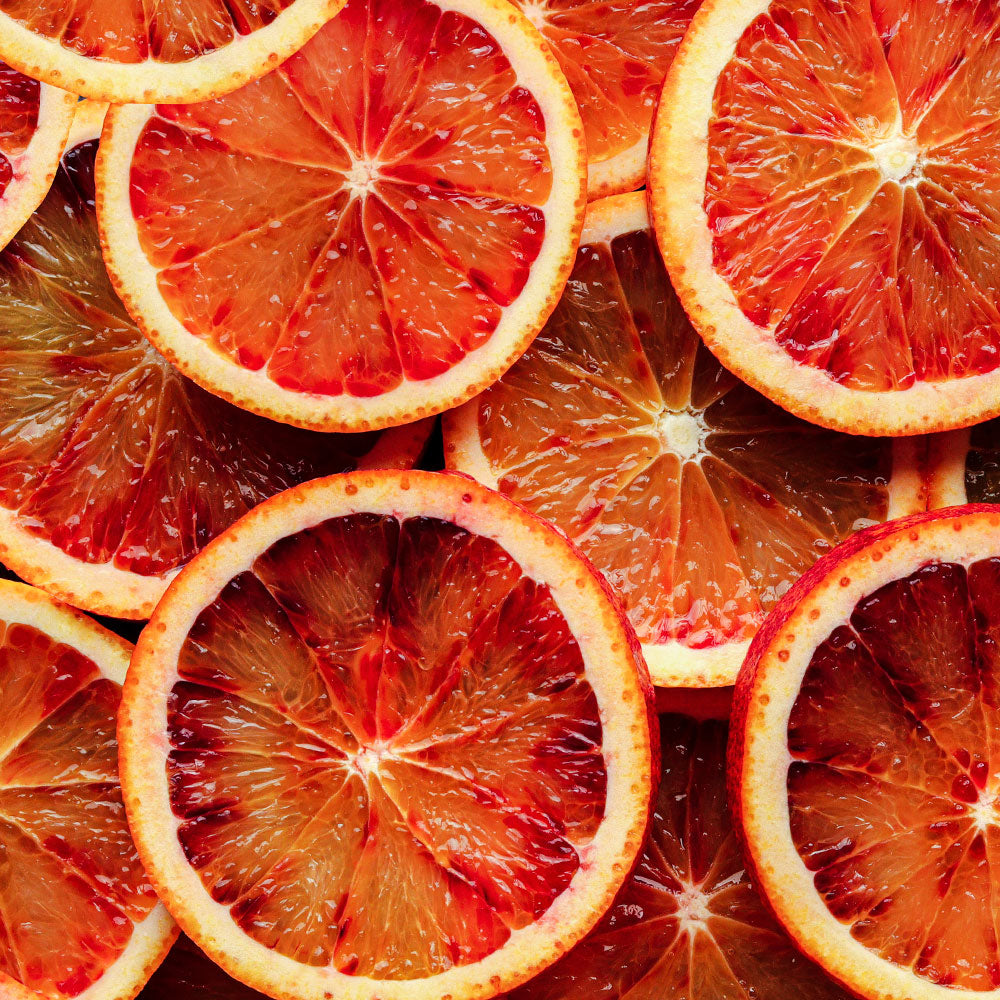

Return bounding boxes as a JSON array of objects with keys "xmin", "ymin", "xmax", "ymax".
[
  {"xmin": 97, "ymin": 0, "xmax": 586, "ymax": 433},
  {"xmin": 503, "ymin": 711, "xmax": 852, "ymax": 1000},
  {"xmin": 927, "ymin": 418, "xmax": 1000, "ymax": 508},
  {"xmin": 0, "ymin": 0, "xmax": 343, "ymax": 104},
  {"xmin": 445, "ymin": 191, "xmax": 927, "ymax": 688},
  {"xmin": 0, "ymin": 65, "xmax": 73, "ymax": 251},
  {"xmin": 0, "ymin": 101, "xmax": 431, "ymax": 621},
  {"xmin": 651, "ymin": 0, "xmax": 1000, "ymax": 436},
  {"xmin": 510, "ymin": 0, "xmax": 701, "ymax": 198},
  {"xmin": 731, "ymin": 505, "xmax": 1000, "ymax": 999},
  {"xmin": 0, "ymin": 579, "xmax": 176, "ymax": 1000},
  {"xmin": 120, "ymin": 470, "xmax": 656, "ymax": 1000}
]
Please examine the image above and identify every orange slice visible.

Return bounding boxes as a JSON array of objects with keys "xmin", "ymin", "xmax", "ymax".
[
  {"xmin": 651, "ymin": 0, "xmax": 1000, "ymax": 436},
  {"xmin": 0, "ymin": 101, "xmax": 432, "ymax": 621},
  {"xmin": 0, "ymin": 579, "xmax": 176, "ymax": 1000},
  {"xmin": 504, "ymin": 710, "xmax": 852, "ymax": 1000},
  {"xmin": 510, "ymin": 0, "xmax": 701, "ymax": 198},
  {"xmin": 444, "ymin": 191, "xmax": 927, "ymax": 688},
  {"xmin": 120, "ymin": 470, "xmax": 655, "ymax": 1000},
  {"xmin": 0, "ymin": 64, "xmax": 73, "ymax": 252},
  {"xmin": 731, "ymin": 505, "xmax": 1000, "ymax": 1000},
  {"xmin": 927, "ymin": 418, "xmax": 1000, "ymax": 508},
  {"xmin": 96, "ymin": 0, "xmax": 586, "ymax": 434},
  {"xmin": 0, "ymin": 0, "xmax": 343, "ymax": 104}
]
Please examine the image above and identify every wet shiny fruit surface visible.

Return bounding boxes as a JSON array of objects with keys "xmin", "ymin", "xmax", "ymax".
[{"xmin": 0, "ymin": 63, "xmax": 38, "ymax": 197}]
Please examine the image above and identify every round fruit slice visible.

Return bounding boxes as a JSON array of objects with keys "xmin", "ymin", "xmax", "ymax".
[
  {"xmin": 927, "ymin": 419, "xmax": 1000, "ymax": 509},
  {"xmin": 510, "ymin": 0, "xmax": 700, "ymax": 198},
  {"xmin": 731, "ymin": 505, "xmax": 1000, "ymax": 1000},
  {"xmin": 651, "ymin": 0, "xmax": 1000, "ymax": 436},
  {"xmin": 0, "ymin": 101, "xmax": 432, "ymax": 621},
  {"xmin": 120, "ymin": 470, "xmax": 655, "ymax": 1000},
  {"xmin": 503, "ymin": 710, "xmax": 852, "ymax": 1000},
  {"xmin": 0, "ymin": 65, "xmax": 73, "ymax": 252},
  {"xmin": 445, "ymin": 191, "xmax": 927, "ymax": 688},
  {"xmin": 0, "ymin": 0, "xmax": 343, "ymax": 104},
  {"xmin": 97, "ymin": 0, "xmax": 586, "ymax": 434},
  {"xmin": 0, "ymin": 579, "xmax": 176, "ymax": 1000}
]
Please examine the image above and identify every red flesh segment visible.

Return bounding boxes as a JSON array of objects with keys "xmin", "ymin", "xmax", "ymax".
[
  {"xmin": 129, "ymin": 0, "xmax": 550, "ymax": 396},
  {"xmin": 706, "ymin": 0, "xmax": 1000, "ymax": 387},
  {"xmin": 787, "ymin": 558, "xmax": 1000, "ymax": 989},
  {"xmin": 504, "ymin": 715, "xmax": 850, "ymax": 1000},
  {"xmin": 167, "ymin": 513, "xmax": 606, "ymax": 975},
  {"xmin": 0, "ymin": 63, "xmax": 39, "ymax": 198},
  {"xmin": 0, "ymin": 140, "xmax": 417, "ymax": 581},
  {"xmin": 0, "ymin": 620, "xmax": 156, "ymax": 998},
  {"xmin": 472, "ymin": 224, "xmax": 892, "ymax": 647}
]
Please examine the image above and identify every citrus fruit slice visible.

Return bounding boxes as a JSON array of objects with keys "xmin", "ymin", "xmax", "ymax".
[
  {"xmin": 650, "ymin": 0, "xmax": 1000, "ymax": 436},
  {"xmin": 96, "ymin": 0, "xmax": 586, "ymax": 434},
  {"xmin": 444, "ymin": 191, "xmax": 928, "ymax": 688},
  {"xmin": 142, "ymin": 935, "xmax": 268, "ymax": 1000},
  {"xmin": 510, "ymin": 0, "xmax": 700, "ymax": 198},
  {"xmin": 0, "ymin": 65, "xmax": 73, "ymax": 252},
  {"xmin": 927, "ymin": 419, "xmax": 1000, "ymax": 509},
  {"xmin": 0, "ymin": 101, "xmax": 432, "ymax": 621},
  {"xmin": 503, "ymin": 710, "xmax": 852, "ymax": 1000},
  {"xmin": 120, "ymin": 470, "xmax": 655, "ymax": 1000},
  {"xmin": 0, "ymin": 579, "xmax": 176, "ymax": 1000},
  {"xmin": 731, "ymin": 505, "xmax": 1000, "ymax": 1000},
  {"xmin": 0, "ymin": 0, "xmax": 343, "ymax": 104}
]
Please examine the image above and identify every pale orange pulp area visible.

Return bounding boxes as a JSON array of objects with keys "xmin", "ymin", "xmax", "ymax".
[
  {"xmin": 129, "ymin": 0, "xmax": 550, "ymax": 397},
  {"xmin": 788, "ymin": 557, "xmax": 1000, "ymax": 989},
  {"xmin": 0, "ymin": 63, "xmax": 38, "ymax": 199},
  {"xmin": 510, "ymin": 0, "xmax": 700, "ymax": 167},
  {"xmin": 501, "ymin": 714, "xmax": 850, "ymax": 999},
  {"xmin": 0, "ymin": 139, "xmax": 405, "ymax": 579},
  {"xmin": 707, "ymin": 0, "xmax": 1000, "ymax": 390},
  {"xmin": 0, "ymin": 619, "xmax": 156, "ymax": 997},
  {"xmin": 475, "ymin": 226, "xmax": 893, "ymax": 649},
  {"xmin": 167, "ymin": 513, "xmax": 606, "ymax": 976}
]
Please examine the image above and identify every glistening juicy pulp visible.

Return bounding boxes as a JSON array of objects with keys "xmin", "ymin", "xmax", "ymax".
[
  {"xmin": 0, "ymin": 64, "xmax": 39, "ymax": 197},
  {"xmin": 130, "ymin": 0, "xmax": 550, "ymax": 398},
  {"xmin": 475, "ymin": 225, "xmax": 892, "ymax": 649},
  {"xmin": 168, "ymin": 513, "xmax": 607, "ymax": 977},
  {"xmin": 707, "ymin": 0, "xmax": 1000, "ymax": 390}
]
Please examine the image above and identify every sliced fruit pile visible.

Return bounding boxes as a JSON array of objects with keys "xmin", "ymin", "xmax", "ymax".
[
  {"xmin": 0, "ymin": 580, "xmax": 176, "ymax": 999},
  {"xmin": 446, "ymin": 191, "xmax": 926, "ymax": 688},
  {"xmin": 120, "ymin": 472, "xmax": 655, "ymax": 1000}
]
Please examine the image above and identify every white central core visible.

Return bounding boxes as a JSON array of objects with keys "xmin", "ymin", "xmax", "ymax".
[
  {"xmin": 351, "ymin": 745, "xmax": 386, "ymax": 777},
  {"xmin": 675, "ymin": 882, "xmax": 712, "ymax": 925},
  {"xmin": 519, "ymin": 0, "xmax": 549, "ymax": 29},
  {"xmin": 870, "ymin": 132, "xmax": 921, "ymax": 183},
  {"xmin": 656, "ymin": 410, "xmax": 708, "ymax": 462},
  {"xmin": 971, "ymin": 793, "xmax": 1000, "ymax": 832},
  {"xmin": 346, "ymin": 155, "xmax": 381, "ymax": 196}
]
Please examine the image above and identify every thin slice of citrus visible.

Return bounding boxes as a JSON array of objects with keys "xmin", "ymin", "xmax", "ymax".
[
  {"xmin": 142, "ymin": 935, "xmax": 268, "ymax": 1000},
  {"xmin": 0, "ymin": 579, "xmax": 176, "ymax": 1000},
  {"xmin": 510, "ymin": 0, "xmax": 701, "ymax": 198},
  {"xmin": 0, "ymin": 65, "xmax": 73, "ymax": 251},
  {"xmin": 120, "ymin": 470, "xmax": 655, "ymax": 1000},
  {"xmin": 927, "ymin": 419, "xmax": 1000, "ymax": 509},
  {"xmin": 445, "ymin": 191, "xmax": 927, "ymax": 688},
  {"xmin": 96, "ymin": 0, "xmax": 586, "ymax": 434},
  {"xmin": 731, "ymin": 505, "xmax": 1000, "ymax": 1000},
  {"xmin": 503, "ymin": 710, "xmax": 852, "ymax": 1000},
  {"xmin": 0, "ymin": 101, "xmax": 431, "ymax": 621},
  {"xmin": 651, "ymin": 0, "xmax": 1000, "ymax": 436},
  {"xmin": 0, "ymin": 0, "xmax": 343, "ymax": 104}
]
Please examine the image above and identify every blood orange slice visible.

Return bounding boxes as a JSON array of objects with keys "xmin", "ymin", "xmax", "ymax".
[
  {"xmin": 510, "ymin": 0, "xmax": 700, "ymax": 198},
  {"xmin": 731, "ymin": 506, "xmax": 1000, "ymax": 1000},
  {"xmin": 0, "ymin": 579, "xmax": 176, "ymax": 1000},
  {"xmin": 927, "ymin": 419, "xmax": 1000, "ymax": 509},
  {"xmin": 0, "ymin": 102, "xmax": 431, "ymax": 621},
  {"xmin": 0, "ymin": 65, "xmax": 73, "ymax": 252},
  {"xmin": 0, "ymin": 0, "xmax": 343, "ymax": 104},
  {"xmin": 96, "ymin": 0, "xmax": 586, "ymax": 434},
  {"xmin": 445, "ymin": 191, "xmax": 927, "ymax": 688},
  {"xmin": 502, "ymin": 710, "xmax": 851, "ymax": 1000},
  {"xmin": 651, "ymin": 0, "xmax": 1000, "ymax": 436},
  {"xmin": 120, "ymin": 470, "xmax": 655, "ymax": 1000}
]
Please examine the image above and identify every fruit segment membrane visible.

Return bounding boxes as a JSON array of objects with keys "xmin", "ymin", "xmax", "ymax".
[
  {"xmin": 129, "ymin": 0, "xmax": 550, "ymax": 398},
  {"xmin": 501, "ymin": 714, "xmax": 849, "ymax": 999},
  {"xmin": 167, "ymin": 513, "xmax": 607, "ymax": 977},
  {"xmin": 0, "ymin": 620, "xmax": 157, "ymax": 996},
  {"xmin": 0, "ymin": 139, "xmax": 397, "ymax": 579},
  {"xmin": 707, "ymin": 0, "xmax": 1000, "ymax": 390},
  {"xmin": 474, "ymin": 225, "xmax": 893, "ymax": 649},
  {"xmin": 0, "ymin": 63, "xmax": 38, "ymax": 196},
  {"xmin": 788, "ymin": 557, "xmax": 1000, "ymax": 989}
]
